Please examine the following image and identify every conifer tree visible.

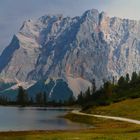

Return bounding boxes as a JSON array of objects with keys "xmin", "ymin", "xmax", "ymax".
[{"xmin": 17, "ymin": 86, "xmax": 28, "ymax": 106}]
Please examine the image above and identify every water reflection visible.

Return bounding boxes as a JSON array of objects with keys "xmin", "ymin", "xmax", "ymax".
[{"xmin": 0, "ymin": 106, "xmax": 92, "ymax": 131}]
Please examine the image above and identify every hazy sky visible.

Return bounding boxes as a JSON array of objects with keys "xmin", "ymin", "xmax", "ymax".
[{"xmin": 0, "ymin": 0, "xmax": 140, "ymax": 51}]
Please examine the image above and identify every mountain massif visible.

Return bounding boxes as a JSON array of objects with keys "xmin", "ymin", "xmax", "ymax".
[{"xmin": 0, "ymin": 9, "xmax": 140, "ymax": 100}]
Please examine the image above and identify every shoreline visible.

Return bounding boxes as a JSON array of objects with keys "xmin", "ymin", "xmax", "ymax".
[{"xmin": 0, "ymin": 105, "xmax": 79, "ymax": 110}]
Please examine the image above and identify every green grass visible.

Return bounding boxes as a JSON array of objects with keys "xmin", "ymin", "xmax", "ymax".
[
  {"xmin": 86, "ymin": 98, "xmax": 140, "ymax": 120},
  {"xmin": 0, "ymin": 130, "xmax": 140, "ymax": 140},
  {"xmin": 65, "ymin": 113, "xmax": 140, "ymax": 134}
]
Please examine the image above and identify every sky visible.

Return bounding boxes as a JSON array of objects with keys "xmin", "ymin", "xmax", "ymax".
[{"xmin": 0, "ymin": 0, "xmax": 140, "ymax": 52}]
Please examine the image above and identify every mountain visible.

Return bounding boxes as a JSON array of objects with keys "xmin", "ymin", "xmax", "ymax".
[
  {"xmin": 27, "ymin": 78, "xmax": 73, "ymax": 102},
  {"xmin": 0, "ymin": 78, "xmax": 73, "ymax": 102},
  {"xmin": 0, "ymin": 9, "xmax": 140, "ymax": 100}
]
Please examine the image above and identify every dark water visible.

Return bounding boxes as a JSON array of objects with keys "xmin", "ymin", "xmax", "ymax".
[{"xmin": 0, "ymin": 106, "xmax": 91, "ymax": 131}]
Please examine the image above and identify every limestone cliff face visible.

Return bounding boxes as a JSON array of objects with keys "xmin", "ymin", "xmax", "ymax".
[{"xmin": 1, "ymin": 9, "xmax": 140, "ymax": 91}]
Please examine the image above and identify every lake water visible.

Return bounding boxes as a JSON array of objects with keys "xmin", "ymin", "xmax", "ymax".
[{"xmin": 0, "ymin": 106, "xmax": 91, "ymax": 131}]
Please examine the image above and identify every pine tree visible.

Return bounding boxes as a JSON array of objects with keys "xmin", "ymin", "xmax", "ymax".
[
  {"xmin": 131, "ymin": 72, "xmax": 138, "ymax": 83},
  {"xmin": 91, "ymin": 79, "xmax": 96, "ymax": 94},
  {"xmin": 126, "ymin": 73, "xmax": 130, "ymax": 83},
  {"xmin": 17, "ymin": 86, "xmax": 28, "ymax": 106},
  {"xmin": 35, "ymin": 92, "xmax": 44, "ymax": 105},
  {"xmin": 103, "ymin": 81, "xmax": 113, "ymax": 97},
  {"xmin": 77, "ymin": 91, "xmax": 84, "ymax": 105},
  {"xmin": 84, "ymin": 87, "xmax": 91, "ymax": 101},
  {"xmin": 68, "ymin": 94, "xmax": 75, "ymax": 105},
  {"xmin": 29, "ymin": 97, "xmax": 34, "ymax": 105},
  {"xmin": 43, "ymin": 92, "xmax": 47, "ymax": 105},
  {"xmin": 118, "ymin": 76, "xmax": 125, "ymax": 87}
]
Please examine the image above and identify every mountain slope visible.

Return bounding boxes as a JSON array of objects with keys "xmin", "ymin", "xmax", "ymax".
[
  {"xmin": 27, "ymin": 78, "xmax": 73, "ymax": 101},
  {"xmin": 0, "ymin": 9, "xmax": 140, "ymax": 98}
]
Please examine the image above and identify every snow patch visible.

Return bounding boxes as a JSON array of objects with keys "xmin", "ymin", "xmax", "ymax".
[
  {"xmin": 4, "ymin": 80, "xmax": 36, "ymax": 91},
  {"xmin": 49, "ymin": 80, "xmax": 57, "ymax": 98}
]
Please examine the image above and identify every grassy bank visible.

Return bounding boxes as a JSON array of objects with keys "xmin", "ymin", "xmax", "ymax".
[
  {"xmin": 0, "ymin": 128, "xmax": 140, "ymax": 140},
  {"xmin": 64, "ymin": 98, "xmax": 140, "ymax": 140},
  {"xmin": 65, "ymin": 113, "xmax": 140, "ymax": 135},
  {"xmin": 86, "ymin": 98, "xmax": 140, "ymax": 120}
]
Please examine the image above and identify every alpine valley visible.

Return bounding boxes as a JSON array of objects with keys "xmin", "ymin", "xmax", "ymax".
[{"xmin": 0, "ymin": 9, "xmax": 140, "ymax": 101}]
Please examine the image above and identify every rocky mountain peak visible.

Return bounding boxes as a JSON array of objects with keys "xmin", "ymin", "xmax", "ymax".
[{"xmin": 1, "ymin": 9, "xmax": 140, "ymax": 96}]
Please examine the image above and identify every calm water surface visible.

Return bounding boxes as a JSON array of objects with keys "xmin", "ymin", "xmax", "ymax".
[{"xmin": 0, "ymin": 106, "xmax": 91, "ymax": 131}]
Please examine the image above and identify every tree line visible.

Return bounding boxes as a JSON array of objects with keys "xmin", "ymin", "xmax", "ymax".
[
  {"xmin": 76, "ymin": 72, "xmax": 140, "ymax": 109},
  {"xmin": 0, "ymin": 86, "xmax": 75, "ymax": 107},
  {"xmin": 0, "ymin": 72, "xmax": 140, "ymax": 107}
]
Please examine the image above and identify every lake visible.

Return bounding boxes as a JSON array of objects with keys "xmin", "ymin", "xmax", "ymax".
[{"xmin": 0, "ymin": 106, "xmax": 91, "ymax": 131}]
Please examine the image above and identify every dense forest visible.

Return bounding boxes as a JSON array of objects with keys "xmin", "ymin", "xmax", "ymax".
[
  {"xmin": 0, "ymin": 72, "xmax": 140, "ymax": 107},
  {"xmin": 77, "ymin": 72, "xmax": 140, "ymax": 109}
]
